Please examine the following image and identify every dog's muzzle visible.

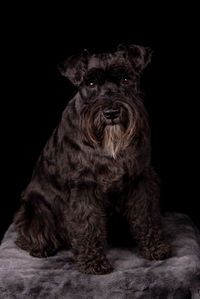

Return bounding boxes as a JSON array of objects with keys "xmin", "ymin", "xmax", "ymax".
[
  {"xmin": 103, "ymin": 107, "xmax": 120, "ymax": 121},
  {"xmin": 102, "ymin": 99, "xmax": 122, "ymax": 125}
]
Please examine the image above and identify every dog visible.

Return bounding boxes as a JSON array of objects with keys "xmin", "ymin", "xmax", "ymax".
[{"xmin": 14, "ymin": 44, "xmax": 171, "ymax": 274}]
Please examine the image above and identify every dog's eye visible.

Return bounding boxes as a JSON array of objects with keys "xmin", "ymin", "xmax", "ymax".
[
  {"xmin": 88, "ymin": 81, "xmax": 96, "ymax": 88},
  {"xmin": 120, "ymin": 78, "xmax": 129, "ymax": 85}
]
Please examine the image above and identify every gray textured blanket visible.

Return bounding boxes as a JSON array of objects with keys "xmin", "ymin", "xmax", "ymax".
[{"xmin": 0, "ymin": 213, "xmax": 200, "ymax": 299}]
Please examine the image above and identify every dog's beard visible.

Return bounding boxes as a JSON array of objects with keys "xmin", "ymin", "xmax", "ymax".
[{"xmin": 102, "ymin": 125, "xmax": 126, "ymax": 158}]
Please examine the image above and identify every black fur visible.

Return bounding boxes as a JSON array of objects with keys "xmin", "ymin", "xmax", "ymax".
[{"xmin": 14, "ymin": 44, "xmax": 171, "ymax": 274}]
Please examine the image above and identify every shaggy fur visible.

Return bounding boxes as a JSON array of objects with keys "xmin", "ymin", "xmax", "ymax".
[{"xmin": 14, "ymin": 44, "xmax": 171, "ymax": 274}]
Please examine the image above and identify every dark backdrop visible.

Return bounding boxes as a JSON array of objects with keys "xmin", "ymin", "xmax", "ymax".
[{"xmin": 1, "ymin": 4, "xmax": 199, "ymax": 241}]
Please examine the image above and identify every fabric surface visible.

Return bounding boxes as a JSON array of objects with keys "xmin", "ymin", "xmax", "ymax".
[{"xmin": 0, "ymin": 213, "xmax": 200, "ymax": 299}]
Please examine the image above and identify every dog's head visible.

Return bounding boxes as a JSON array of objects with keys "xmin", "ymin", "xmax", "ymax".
[{"xmin": 58, "ymin": 44, "xmax": 152, "ymax": 158}]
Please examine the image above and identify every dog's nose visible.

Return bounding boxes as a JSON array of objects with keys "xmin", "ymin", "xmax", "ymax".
[{"xmin": 103, "ymin": 107, "xmax": 120, "ymax": 120}]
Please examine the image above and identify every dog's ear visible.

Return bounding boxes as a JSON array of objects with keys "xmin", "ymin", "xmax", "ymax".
[
  {"xmin": 117, "ymin": 44, "xmax": 127, "ymax": 52},
  {"xmin": 127, "ymin": 45, "xmax": 153, "ymax": 74},
  {"xmin": 58, "ymin": 49, "xmax": 89, "ymax": 86},
  {"xmin": 116, "ymin": 44, "xmax": 128, "ymax": 59}
]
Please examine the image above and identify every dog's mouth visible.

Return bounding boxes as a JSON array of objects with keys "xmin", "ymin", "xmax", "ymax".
[
  {"xmin": 103, "ymin": 105, "xmax": 131, "ymax": 130},
  {"xmin": 102, "ymin": 106, "xmax": 121, "ymax": 125},
  {"xmin": 104, "ymin": 117, "xmax": 121, "ymax": 126}
]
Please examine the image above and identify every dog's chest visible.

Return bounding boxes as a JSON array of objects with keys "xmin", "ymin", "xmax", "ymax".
[
  {"xmin": 95, "ymin": 162, "xmax": 129, "ymax": 214},
  {"xmin": 95, "ymin": 159, "xmax": 128, "ymax": 193}
]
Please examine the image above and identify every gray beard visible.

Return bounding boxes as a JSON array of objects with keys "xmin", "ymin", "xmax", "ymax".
[{"xmin": 102, "ymin": 125, "xmax": 128, "ymax": 159}]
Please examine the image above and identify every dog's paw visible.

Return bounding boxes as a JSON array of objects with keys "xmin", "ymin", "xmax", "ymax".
[
  {"xmin": 29, "ymin": 247, "xmax": 57, "ymax": 258},
  {"xmin": 77, "ymin": 256, "xmax": 114, "ymax": 275},
  {"xmin": 15, "ymin": 235, "xmax": 59, "ymax": 258},
  {"xmin": 140, "ymin": 242, "xmax": 171, "ymax": 261}
]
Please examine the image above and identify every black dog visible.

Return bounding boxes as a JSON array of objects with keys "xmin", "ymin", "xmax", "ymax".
[{"xmin": 14, "ymin": 44, "xmax": 171, "ymax": 274}]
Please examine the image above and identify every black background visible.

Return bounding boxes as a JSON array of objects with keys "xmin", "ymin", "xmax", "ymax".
[{"xmin": 1, "ymin": 4, "xmax": 199, "ymax": 241}]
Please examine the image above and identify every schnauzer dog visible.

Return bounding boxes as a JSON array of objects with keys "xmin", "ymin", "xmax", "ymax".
[{"xmin": 14, "ymin": 44, "xmax": 171, "ymax": 274}]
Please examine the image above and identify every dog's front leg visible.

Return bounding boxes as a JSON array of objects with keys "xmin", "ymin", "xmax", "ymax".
[
  {"xmin": 67, "ymin": 187, "xmax": 113, "ymax": 274},
  {"xmin": 125, "ymin": 168, "xmax": 171, "ymax": 260}
]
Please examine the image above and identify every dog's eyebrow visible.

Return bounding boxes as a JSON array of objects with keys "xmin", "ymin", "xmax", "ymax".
[
  {"xmin": 84, "ymin": 67, "xmax": 133, "ymax": 85},
  {"xmin": 86, "ymin": 66, "xmax": 131, "ymax": 78},
  {"xmin": 86, "ymin": 68, "xmax": 104, "ymax": 77},
  {"xmin": 109, "ymin": 65, "xmax": 133, "ymax": 77},
  {"xmin": 84, "ymin": 68, "xmax": 105, "ymax": 82}
]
